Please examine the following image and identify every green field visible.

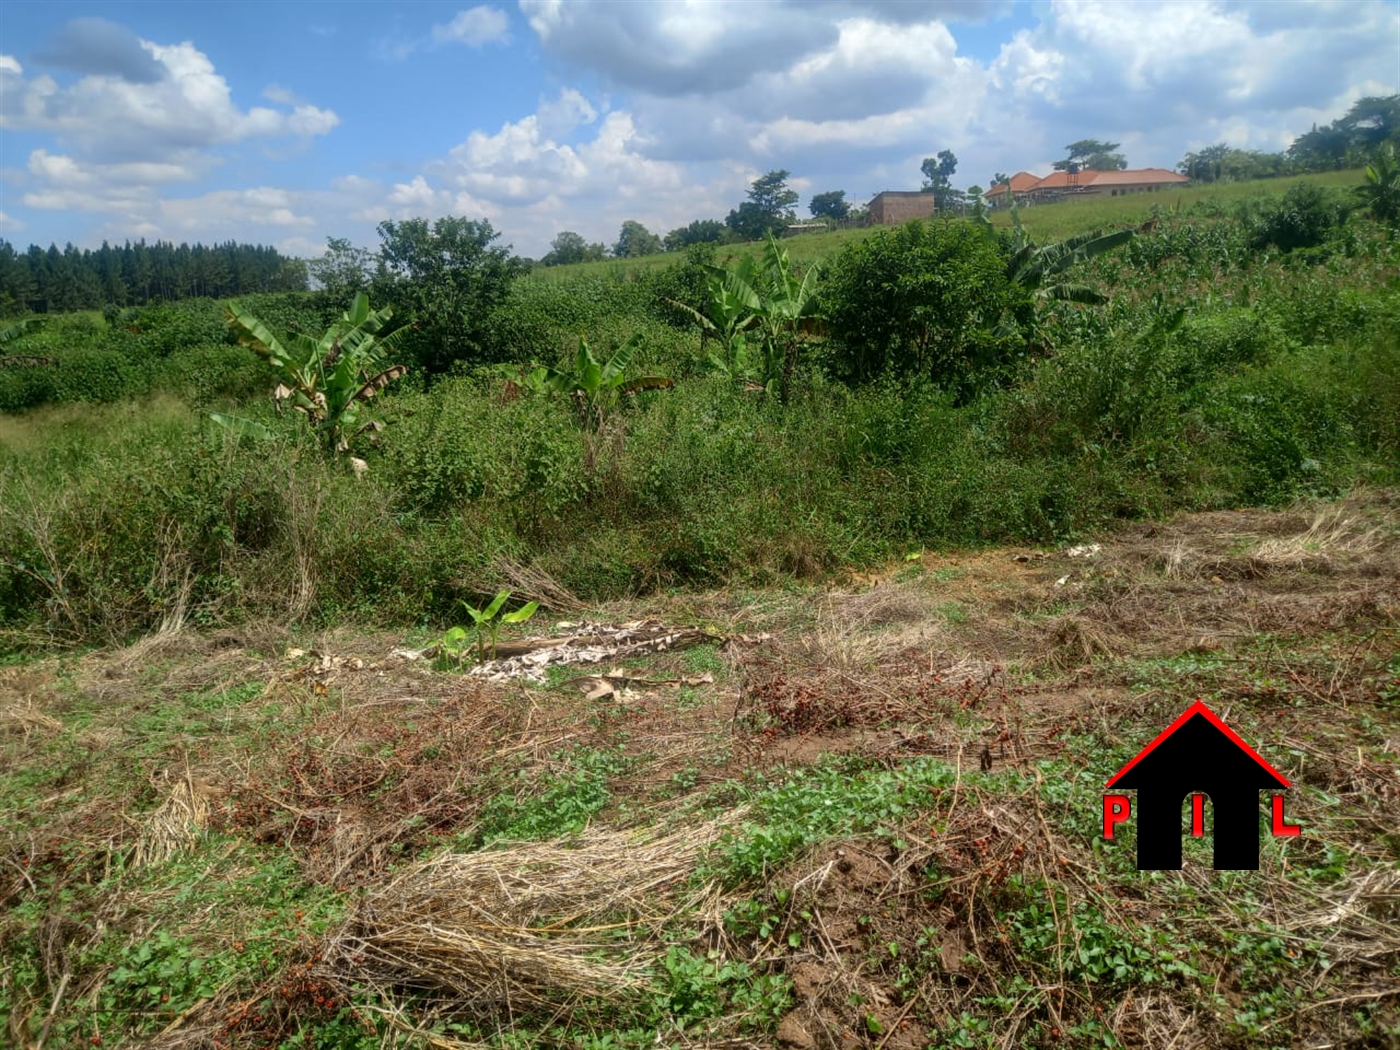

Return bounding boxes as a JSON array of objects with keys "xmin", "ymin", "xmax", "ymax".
[
  {"xmin": 527, "ymin": 169, "xmax": 1368, "ymax": 280},
  {"xmin": 2, "ymin": 169, "xmax": 1398, "ymax": 1049}
]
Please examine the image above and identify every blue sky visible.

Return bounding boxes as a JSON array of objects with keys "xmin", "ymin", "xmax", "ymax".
[{"xmin": 1, "ymin": 1, "xmax": 1396, "ymax": 258}]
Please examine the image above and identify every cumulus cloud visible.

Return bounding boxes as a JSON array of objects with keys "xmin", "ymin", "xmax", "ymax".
[
  {"xmin": 984, "ymin": 0, "xmax": 1398, "ymax": 171},
  {"xmin": 35, "ymin": 17, "xmax": 164, "ymax": 83},
  {"xmin": 0, "ymin": 36, "xmax": 338, "ymax": 164},
  {"xmin": 5, "ymin": 0, "xmax": 1395, "ymax": 258},
  {"xmin": 431, "ymin": 6, "xmax": 511, "ymax": 45},
  {"xmin": 159, "ymin": 188, "xmax": 316, "ymax": 232},
  {"xmin": 521, "ymin": 0, "xmax": 838, "ymax": 95}
]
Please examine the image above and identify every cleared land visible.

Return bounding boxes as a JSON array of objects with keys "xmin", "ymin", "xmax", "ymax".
[{"xmin": 3, "ymin": 492, "xmax": 1397, "ymax": 1049}]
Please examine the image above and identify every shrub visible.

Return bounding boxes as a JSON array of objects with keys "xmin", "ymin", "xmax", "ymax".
[
  {"xmin": 103, "ymin": 298, "xmax": 232, "ymax": 359},
  {"xmin": 819, "ymin": 220, "xmax": 1027, "ymax": 396},
  {"xmin": 1244, "ymin": 183, "xmax": 1355, "ymax": 253},
  {"xmin": 371, "ymin": 217, "xmax": 525, "ymax": 374}
]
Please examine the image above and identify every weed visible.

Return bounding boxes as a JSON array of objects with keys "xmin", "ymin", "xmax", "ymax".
[{"xmin": 477, "ymin": 747, "xmax": 629, "ymax": 843}]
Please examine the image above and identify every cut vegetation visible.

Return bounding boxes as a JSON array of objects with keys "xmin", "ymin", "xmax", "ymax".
[
  {"xmin": 1, "ymin": 167, "xmax": 1398, "ymax": 1050},
  {"xmin": 2, "ymin": 494, "xmax": 1397, "ymax": 1049}
]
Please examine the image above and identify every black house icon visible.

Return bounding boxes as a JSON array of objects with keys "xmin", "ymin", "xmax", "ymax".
[{"xmin": 1106, "ymin": 700, "xmax": 1290, "ymax": 870}]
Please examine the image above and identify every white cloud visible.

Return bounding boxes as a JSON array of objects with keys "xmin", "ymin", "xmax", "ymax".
[
  {"xmin": 159, "ymin": 188, "xmax": 316, "ymax": 232},
  {"xmin": 537, "ymin": 88, "xmax": 598, "ymax": 138},
  {"xmin": 0, "ymin": 210, "xmax": 25, "ymax": 231},
  {"xmin": 5, "ymin": 1, "xmax": 1396, "ymax": 258},
  {"xmin": 0, "ymin": 38, "xmax": 338, "ymax": 164},
  {"xmin": 520, "ymin": 0, "xmax": 838, "ymax": 95},
  {"xmin": 432, "ymin": 6, "xmax": 510, "ymax": 46},
  {"xmin": 27, "ymin": 148, "xmax": 200, "ymax": 188}
]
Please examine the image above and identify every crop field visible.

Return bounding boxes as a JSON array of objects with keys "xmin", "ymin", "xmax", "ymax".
[{"xmin": 2, "ymin": 171, "xmax": 1399, "ymax": 1049}]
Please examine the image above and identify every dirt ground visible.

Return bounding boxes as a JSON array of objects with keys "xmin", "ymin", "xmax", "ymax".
[{"xmin": 2, "ymin": 493, "xmax": 1397, "ymax": 1049}]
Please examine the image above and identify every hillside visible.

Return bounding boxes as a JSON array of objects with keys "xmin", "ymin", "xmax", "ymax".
[{"xmin": 528, "ymin": 169, "xmax": 1367, "ymax": 281}]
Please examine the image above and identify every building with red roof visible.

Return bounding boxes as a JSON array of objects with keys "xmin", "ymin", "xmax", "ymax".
[{"xmin": 988, "ymin": 167, "xmax": 1189, "ymax": 205}]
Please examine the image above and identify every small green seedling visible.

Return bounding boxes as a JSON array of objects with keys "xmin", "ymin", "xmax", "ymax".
[{"xmin": 444, "ymin": 590, "xmax": 539, "ymax": 665}]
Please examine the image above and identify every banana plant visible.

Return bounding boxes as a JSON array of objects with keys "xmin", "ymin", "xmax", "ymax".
[
  {"xmin": 754, "ymin": 234, "xmax": 822, "ymax": 403},
  {"xmin": 1356, "ymin": 145, "xmax": 1400, "ymax": 230},
  {"xmin": 223, "ymin": 292, "xmax": 408, "ymax": 457},
  {"xmin": 662, "ymin": 257, "xmax": 763, "ymax": 382},
  {"xmin": 1004, "ymin": 197, "xmax": 1134, "ymax": 304},
  {"xmin": 665, "ymin": 233, "xmax": 820, "ymax": 401},
  {"xmin": 440, "ymin": 590, "xmax": 539, "ymax": 665},
  {"xmin": 522, "ymin": 333, "xmax": 672, "ymax": 429}
]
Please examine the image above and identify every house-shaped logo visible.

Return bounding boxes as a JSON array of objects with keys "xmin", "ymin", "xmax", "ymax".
[{"xmin": 1103, "ymin": 700, "xmax": 1300, "ymax": 869}]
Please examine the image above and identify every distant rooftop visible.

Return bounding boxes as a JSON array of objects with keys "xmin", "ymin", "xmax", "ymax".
[{"xmin": 989, "ymin": 168, "xmax": 1189, "ymax": 196}]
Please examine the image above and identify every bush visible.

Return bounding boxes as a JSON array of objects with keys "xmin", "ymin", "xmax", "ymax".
[
  {"xmin": 819, "ymin": 220, "xmax": 1027, "ymax": 396},
  {"xmin": 102, "ymin": 298, "xmax": 232, "ymax": 359},
  {"xmin": 1244, "ymin": 183, "xmax": 1355, "ymax": 253},
  {"xmin": 371, "ymin": 217, "xmax": 525, "ymax": 374}
]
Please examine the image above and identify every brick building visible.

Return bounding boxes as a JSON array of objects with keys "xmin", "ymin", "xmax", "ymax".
[{"xmin": 867, "ymin": 191, "xmax": 938, "ymax": 224}]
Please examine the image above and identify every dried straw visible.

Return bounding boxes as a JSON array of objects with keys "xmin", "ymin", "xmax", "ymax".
[
  {"xmin": 322, "ymin": 822, "xmax": 724, "ymax": 1010},
  {"xmin": 0, "ymin": 698, "xmax": 62, "ymax": 737},
  {"xmin": 1252, "ymin": 510, "xmax": 1381, "ymax": 568},
  {"xmin": 132, "ymin": 767, "xmax": 212, "ymax": 867}
]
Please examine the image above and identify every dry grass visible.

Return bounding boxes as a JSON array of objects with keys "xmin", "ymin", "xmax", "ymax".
[
  {"xmin": 5, "ymin": 493, "xmax": 1399, "ymax": 1050},
  {"xmin": 318, "ymin": 822, "xmax": 726, "ymax": 1031},
  {"xmin": 1251, "ymin": 508, "xmax": 1383, "ymax": 569},
  {"xmin": 0, "ymin": 697, "xmax": 63, "ymax": 738},
  {"xmin": 131, "ymin": 768, "xmax": 214, "ymax": 868}
]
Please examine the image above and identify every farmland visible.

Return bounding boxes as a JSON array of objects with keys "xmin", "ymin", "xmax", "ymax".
[{"xmin": 2, "ymin": 173, "xmax": 1399, "ymax": 1049}]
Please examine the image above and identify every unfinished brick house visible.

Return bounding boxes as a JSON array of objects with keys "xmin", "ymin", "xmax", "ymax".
[{"xmin": 866, "ymin": 191, "xmax": 937, "ymax": 224}]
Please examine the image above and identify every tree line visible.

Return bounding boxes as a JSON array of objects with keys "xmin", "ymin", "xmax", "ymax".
[
  {"xmin": 1180, "ymin": 96, "xmax": 1397, "ymax": 183},
  {"xmin": 0, "ymin": 239, "xmax": 308, "ymax": 316},
  {"xmin": 538, "ymin": 170, "xmax": 856, "ymax": 266}
]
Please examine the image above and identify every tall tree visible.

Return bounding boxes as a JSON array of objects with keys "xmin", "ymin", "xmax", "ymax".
[
  {"xmin": 920, "ymin": 150, "xmax": 959, "ymax": 210},
  {"xmin": 664, "ymin": 219, "xmax": 727, "ymax": 251},
  {"xmin": 809, "ymin": 190, "xmax": 851, "ymax": 221},
  {"xmin": 1179, "ymin": 142, "xmax": 1231, "ymax": 182},
  {"xmin": 1053, "ymin": 139, "xmax": 1127, "ymax": 172},
  {"xmin": 372, "ymin": 216, "xmax": 523, "ymax": 373},
  {"xmin": 309, "ymin": 237, "xmax": 375, "ymax": 302},
  {"xmin": 1337, "ymin": 95, "xmax": 1400, "ymax": 149},
  {"xmin": 613, "ymin": 220, "xmax": 663, "ymax": 258},
  {"xmin": 1288, "ymin": 123, "xmax": 1352, "ymax": 170},
  {"xmin": 542, "ymin": 231, "xmax": 588, "ymax": 266},
  {"xmin": 727, "ymin": 170, "xmax": 799, "ymax": 240},
  {"xmin": 747, "ymin": 170, "xmax": 799, "ymax": 216}
]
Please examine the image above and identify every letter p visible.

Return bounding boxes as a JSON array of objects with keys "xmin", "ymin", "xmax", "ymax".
[{"xmin": 1103, "ymin": 794, "xmax": 1131, "ymax": 839}]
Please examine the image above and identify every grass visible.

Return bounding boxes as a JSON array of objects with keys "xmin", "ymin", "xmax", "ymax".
[
  {"xmin": 527, "ymin": 169, "xmax": 1368, "ymax": 281},
  {"xmin": 1, "ymin": 166, "xmax": 1397, "ymax": 1047},
  {"xmin": 3, "ymin": 491, "xmax": 1395, "ymax": 1047}
]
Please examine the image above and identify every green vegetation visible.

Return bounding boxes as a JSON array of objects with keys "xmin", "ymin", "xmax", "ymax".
[
  {"xmin": 222, "ymin": 292, "xmax": 409, "ymax": 457},
  {"xmin": 521, "ymin": 332, "xmax": 674, "ymax": 429},
  {"xmin": 440, "ymin": 589, "xmax": 539, "ymax": 665},
  {"xmin": 3, "ymin": 172, "xmax": 1397, "ymax": 644},
  {"xmin": 4, "ymin": 91, "xmax": 1399, "ymax": 1050}
]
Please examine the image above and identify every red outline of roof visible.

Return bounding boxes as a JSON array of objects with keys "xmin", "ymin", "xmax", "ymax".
[{"xmin": 1105, "ymin": 699, "xmax": 1290, "ymax": 789}]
